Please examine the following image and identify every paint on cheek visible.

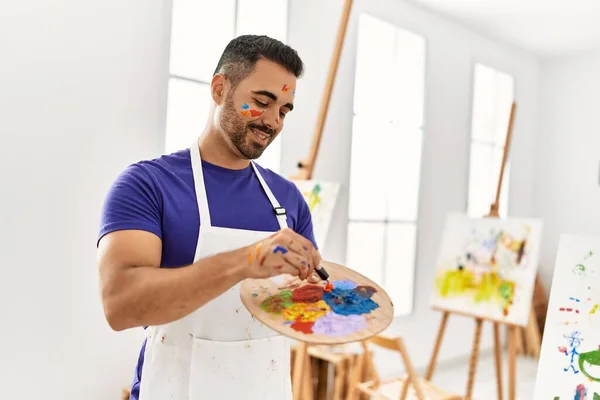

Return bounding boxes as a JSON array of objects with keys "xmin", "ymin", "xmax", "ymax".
[
  {"xmin": 250, "ymin": 109, "xmax": 263, "ymax": 117},
  {"xmin": 241, "ymin": 103, "xmax": 250, "ymax": 109},
  {"xmin": 240, "ymin": 103, "xmax": 250, "ymax": 116},
  {"xmin": 241, "ymin": 110, "xmax": 249, "ymax": 116}
]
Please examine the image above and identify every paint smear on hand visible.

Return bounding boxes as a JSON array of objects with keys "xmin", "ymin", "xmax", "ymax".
[
  {"xmin": 260, "ymin": 290, "xmax": 293, "ymax": 314},
  {"xmin": 291, "ymin": 285, "xmax": 324, "ymax": 303},
  {"xmin": 312, "ymin": 313, "xmax": 368, "ymax": 336},
  {"xmin": 283, "ymin": 300, "xmax": 330, "ymax": 322},
  {"xmin": 323, "ymin": 288, "xmax": 379, "ymax": 316},
  {"xmin": 273, "ymin": 245, "xmax": 288, "ymax": 254}
]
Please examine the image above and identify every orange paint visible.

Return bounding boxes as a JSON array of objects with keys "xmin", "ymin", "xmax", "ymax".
[
  {"xmin": 282, "ymin": 84, "xmax": 289, "ymax": 92},
  {"xmin": 241, "ymin": 110, "xmax": 249, "ymax": 116},
  {"xmin": 324, "ymin": 282, "xmax": 334, "ymax": 292}
]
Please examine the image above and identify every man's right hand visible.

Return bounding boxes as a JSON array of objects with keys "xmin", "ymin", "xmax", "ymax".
[{"xmin": 244, "ymin": 228, "xmax": 322, "ymax": 282}]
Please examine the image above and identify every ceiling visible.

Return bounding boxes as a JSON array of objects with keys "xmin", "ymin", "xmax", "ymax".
[{"xmin": 408, "ymin": 0, "xmax": 600, "ymax": 57}]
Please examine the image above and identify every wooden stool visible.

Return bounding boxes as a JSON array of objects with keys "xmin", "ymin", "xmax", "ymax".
[{"xmin": 349, "ymin": 335, "xmax": 461, "ymax": 400}]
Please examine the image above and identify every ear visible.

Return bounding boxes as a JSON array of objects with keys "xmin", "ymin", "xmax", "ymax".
[{"xmin": 211, "ymin": 73, "xmax": 227, "ymax": 104}]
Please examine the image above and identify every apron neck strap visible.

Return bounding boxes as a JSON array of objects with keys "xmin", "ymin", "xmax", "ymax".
[{"xmin": 190, "ymin": 140, "xmax": 288, "ymax": 230}]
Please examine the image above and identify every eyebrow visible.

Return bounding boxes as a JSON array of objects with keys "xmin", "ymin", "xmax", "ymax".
[{"xmin": 252, "ymin": 90, "xmax": 294, "ymax": 111}]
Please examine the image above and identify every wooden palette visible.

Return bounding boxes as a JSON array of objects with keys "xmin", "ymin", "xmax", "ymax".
[{"xmin": 240, "ymin": 260, "xmax": 394, "ymax": 344}]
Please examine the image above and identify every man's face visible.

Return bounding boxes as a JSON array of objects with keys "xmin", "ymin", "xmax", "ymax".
[{"xmin": 218, "ymin": 59, "xmax": 296, "ymax": 160}]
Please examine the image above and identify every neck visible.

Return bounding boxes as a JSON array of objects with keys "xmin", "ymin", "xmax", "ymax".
[{"xmin": 197, "ymin": 126, "xmax": 250, "ymax": 170}]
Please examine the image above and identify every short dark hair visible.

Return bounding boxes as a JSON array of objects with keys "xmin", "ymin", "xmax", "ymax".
[{"xmin": 213, "ymin": 35, "xmax": 304, "ymax": 88}]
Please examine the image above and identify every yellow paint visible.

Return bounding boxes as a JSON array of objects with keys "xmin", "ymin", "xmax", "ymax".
[{"xmin": 283, "ymin": 300, "xmax": 330, "ymax": 322}]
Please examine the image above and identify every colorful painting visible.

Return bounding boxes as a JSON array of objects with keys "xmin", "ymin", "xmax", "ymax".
[
  {"xmin": 533, "ymin": 235, "xmax": 600, "ymax": 400},
  {"xmin": 430, "ymin": 212, "xmax": 543, "ymax": 326},
  {"xmin": 257, "ymin": 279, "xmax": 378, "ymax": 336},
  {"xmin": 292, "ymin": 180, "xmax": 340, "ymax": 249}
]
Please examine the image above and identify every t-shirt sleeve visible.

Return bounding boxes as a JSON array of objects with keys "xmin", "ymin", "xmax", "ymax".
[
  {"xmin": 294, "ymin": 186, "xmax": 319, "ymax": 250},
  {"xmin": 97, "ymin": 163, "xmax": 163, "ymax": 246}
]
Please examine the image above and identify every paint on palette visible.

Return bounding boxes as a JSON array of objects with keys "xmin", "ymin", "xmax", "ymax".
[{"xmin": 258, "ymin": 279, "xmax": 379, "ymax": 336}]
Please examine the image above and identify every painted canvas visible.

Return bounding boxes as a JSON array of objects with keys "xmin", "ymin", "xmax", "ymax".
[
  {"xmin": 533, "ymin": 234, "xmax": 600, "ymax": 400},
  {"xmin": 430, "ymin": 212, "xmax": 543, "ymax": 326},
  {"xmin": 292, "ymin": 180, "xmax": 340, "ymax": 249}
]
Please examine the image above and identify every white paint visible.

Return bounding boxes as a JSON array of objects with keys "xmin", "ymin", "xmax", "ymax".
[
  {"xmin": 408, "ymin": 0, "xmax": 600, "ymax": 57},
  {"xmin": 533, "ymin": 53, "xmax": 600, "ymax": 290},
  {"xmin": 0, "ymin": 0, "xmax": 170, "ymax": 398},
  {"xmin": 285, "ymin": 0, "xmax": 539, "ymax": 369}
]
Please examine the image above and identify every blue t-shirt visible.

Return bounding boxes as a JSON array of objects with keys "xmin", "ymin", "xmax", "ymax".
[{"xmin": 97, "ymin": 148, "xmax": 317, "ymax": 399}]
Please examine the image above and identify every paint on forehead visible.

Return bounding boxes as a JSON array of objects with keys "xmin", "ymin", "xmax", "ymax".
[{"xmin": 282, "ymin": 84, "xmax": 290, "ymax": 92}]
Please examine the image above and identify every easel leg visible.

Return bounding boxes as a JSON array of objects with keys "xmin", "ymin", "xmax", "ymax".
[
  {"xmin": 465, "ymin": 318, "xmax": 483, "ymax": 400},
  {"xmin": 508, "ymin": 326, "xmax": 517, "ymax": 400},
  {"xmin": 425, "ymin": 311, "xmax": 449, "ymax": 380},
  {"xmin": 293, "ymin": 342, "xmax": 308, "ymax": 400},
  {"xmin": 493, "ymin": 322, "xmax": 504, "ymax": 400}
]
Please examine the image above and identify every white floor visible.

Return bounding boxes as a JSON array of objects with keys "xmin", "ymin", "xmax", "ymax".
[{"xmin": 424, "ymin": 351, "xmax": 539, "ymax": 399}]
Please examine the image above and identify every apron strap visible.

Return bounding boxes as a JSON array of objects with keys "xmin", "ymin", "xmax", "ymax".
[
  {"xmin": 190, "ymin": 140, "xmax": 212, "ymax": 227},
  {"xmin": 250, "ymin": 161, "xmax": 288, "ymax": 230}
]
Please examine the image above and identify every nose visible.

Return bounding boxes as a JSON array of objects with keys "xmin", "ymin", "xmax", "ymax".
[{"xmin": 261, "ymin": 108, "xmax": 280, "ymax": 130}]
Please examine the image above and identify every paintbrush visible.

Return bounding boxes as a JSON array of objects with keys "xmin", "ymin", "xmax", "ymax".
[{"xmin": 315, "ymin": 265, "xmax": 330, "ymax": 283}]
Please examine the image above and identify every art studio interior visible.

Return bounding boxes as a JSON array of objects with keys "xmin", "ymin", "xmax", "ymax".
[{"xmin": 3, "ymin": 0, "xmax": 600, "ymax": 399}]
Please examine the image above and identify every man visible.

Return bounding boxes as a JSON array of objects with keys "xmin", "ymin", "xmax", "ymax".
[{"xmin": 97, "ymin": 35, "xmax": 323, "ymax": 400}]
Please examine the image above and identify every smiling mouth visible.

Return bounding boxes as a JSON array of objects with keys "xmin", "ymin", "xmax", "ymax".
[{"xmin": 250, "ymin": 127, "xmax": 270, "ymax": 144}]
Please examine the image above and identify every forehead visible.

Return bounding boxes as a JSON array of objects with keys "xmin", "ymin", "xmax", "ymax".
[{"xmin": 238, "ymin": 59, "xmax": 296, "ymax": 90}]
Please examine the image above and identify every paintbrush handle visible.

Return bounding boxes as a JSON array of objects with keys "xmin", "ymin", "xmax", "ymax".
[{"xmin": 315, "ymin": 266, "xmax": 329, "ymax": 281}]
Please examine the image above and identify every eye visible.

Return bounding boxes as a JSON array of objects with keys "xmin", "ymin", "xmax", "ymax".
[{"xmin": 254, "ymin": 99, "xmax": 268, "ymax": 107}]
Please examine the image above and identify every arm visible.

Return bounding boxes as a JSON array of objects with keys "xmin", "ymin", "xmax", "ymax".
[
  {"xmin": 98, "ymin": 228, "xmax": 318, "ymax": 331},
  {"xmin": 97, "ymin": 229, "xmax": 249, "ymax": 331}
]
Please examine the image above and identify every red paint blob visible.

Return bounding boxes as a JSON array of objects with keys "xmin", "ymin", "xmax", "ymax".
[
  {"xmin": 291, "ymin": 320, "xmax": 314, "ymax": 333},
  {"xmin": 291, "ymin": 285, "xmax": 324, "ymax": 303},
  {"xmin": 324, "ymin": 282, "xmax": 334, "ymax": 292},
  {"xmin": 250, "ymin": 109, "xmax": 263, "ymax": 117}
]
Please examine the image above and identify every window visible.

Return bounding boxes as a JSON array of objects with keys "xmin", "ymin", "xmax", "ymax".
[
  {"xmin": 164, "ymin": 0, "xmax": 288, "ymax": 172},
  {"xmin": 346, "ymin": 14, "xmax": 426, "ymax": 316},
  {"xmin": 467, "ymin": 63, "xmax": 515, "ymax": 218}
]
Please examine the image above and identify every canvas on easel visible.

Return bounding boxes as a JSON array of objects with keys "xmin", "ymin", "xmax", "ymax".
[
  {"xmin": 292, "ymin": 180, "xmax": 340, "ymax": 249},
  {"xmin": 533, "ymin": 234, "xmax": 600, "ymax": 400},
  {"xmin": 430, "ymin": 212, "xmax": 543, "ymax": 327}
]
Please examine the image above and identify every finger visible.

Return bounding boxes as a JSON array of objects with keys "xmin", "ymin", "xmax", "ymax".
[
  {"xmin": 272, "ymin": 262, "xmax": 300, "ymax": 277},
  {"xmin": 280, "ymin": 251, "xmax": 310, "ymax": 280},
  {"xmin": 306, "ymin": 271, "xmax": 320, "ymax": 284},
  {"xmin": 280, "ymin": 229, "xmax": 320, "ymax": 279}
]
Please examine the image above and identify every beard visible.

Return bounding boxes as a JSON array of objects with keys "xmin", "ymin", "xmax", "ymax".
[{"xmin": 219, "ymin": 93, "xmax": 276, "ymax": 160}]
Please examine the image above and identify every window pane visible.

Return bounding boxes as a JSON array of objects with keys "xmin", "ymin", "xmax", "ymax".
[
  {"xmin": 164, "ymin": 79, "xmax": 211, "ymax": 154},
  {"xmin": 236, "ymin": 0, "xmax": 288, "ymax": 43},
  {"xmin": 169, "ymin": 0, "xmax": 236, "ymax": 81},
  {"xmin": 385, "ymin": 223, "xmax": 416, "ymax": 316},
  {"xmin": 354, "ymin": 14, "xmax": 396, "ymax": 116},
  {"xmin": 348, "ymin": 115, "xmax": 389, "ymax": 220},
  {"xmin": 471, "ymin": 64, "xmax": 496, "ymax": 143},
  {"xmin": 394, "ymin": 28, "xmax": 426, "ymax": 127},
  {"xmin": 467, "ymin": 142, "xmax": 494, "ymax": 217},
  {"xmin": 387, "ymin": 126, "xmax": 422, "ymax": 220},
  {"xmin": 346, "ymin": 222, "xmax": 385, "ymax": 286}
]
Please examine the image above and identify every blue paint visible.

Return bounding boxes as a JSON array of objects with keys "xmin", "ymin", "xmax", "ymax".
[
  {"xmin": 323, "ymin": 288, "xmax": 379, "ymax": 316},
  {"xmin": 273, "ymin": 245, "xmax": 288, "ymax": 254},
  {"xmin": 570, "ymin": 297, "xmax": 581, "ymax": 302},
  {"xmin": 332, "ymin": 280, "xmax": 358, "ymax": 290},
  {"xmin": 242, "ymin": 103, "xmax": 250, "ymax": 109}
]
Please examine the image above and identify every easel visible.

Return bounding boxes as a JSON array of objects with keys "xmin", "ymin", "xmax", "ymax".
[
  {"xmin": 289, "ymin": 0, "xmax": 354, "ymax": 399},
  {"xmin": 425, "ymin": 102, "xmax": 522, "ymax": 400}
]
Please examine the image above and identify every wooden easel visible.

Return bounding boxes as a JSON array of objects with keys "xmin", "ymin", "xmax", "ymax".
[
  {"xmin": 289, "ymin": 1, "xmax": 354, "ymax": 399},
  {"xmin": 425, "ymin": 102, "xmax": 521, "ymax": 400}
]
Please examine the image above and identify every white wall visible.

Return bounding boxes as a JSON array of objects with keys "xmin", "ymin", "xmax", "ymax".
[
  {"xmin": 284, "ymin": 0, "xmax": 540, "ymax": 373},
  {"xmin": 533, "ymin": 53, "xmax": 600, "ymax": 290},
  {"xmin": 0, "ymin": 1, "xmax": 170, "ymax": 398}
]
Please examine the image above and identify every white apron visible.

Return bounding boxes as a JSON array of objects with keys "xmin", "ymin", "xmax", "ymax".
[{"xmin": 138, "ymin": 141, "xmax": 292, "ymax": 400}]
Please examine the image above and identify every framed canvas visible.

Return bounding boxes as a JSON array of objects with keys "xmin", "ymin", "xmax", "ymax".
[
  {"xmin": 292, "ymin": 180, "xmax": 340, "ymax": 249},
  {"xmin": 534, "ymin": 234, "xmax": 600, "ymax": 400},
  {"xmin": 430, "ymin": 212, "xmax": 543, "ymax": 326}
]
